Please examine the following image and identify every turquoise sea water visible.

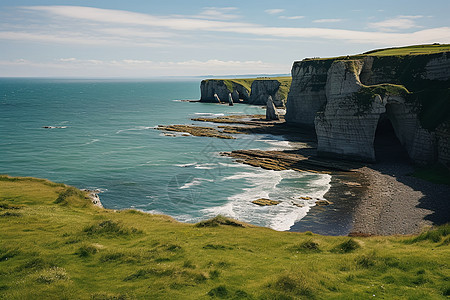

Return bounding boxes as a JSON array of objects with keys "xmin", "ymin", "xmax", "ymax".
[{"xmin": 0, "ymin": 78, "xmax": 330, "ymax": 231}]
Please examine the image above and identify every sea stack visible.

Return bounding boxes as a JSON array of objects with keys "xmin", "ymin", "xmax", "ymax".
[
  {"xmin": 266, "ymin": 96, "xmax": 279, "ymax": 120},
  {"xmin": 228, "ymin": 93, "xmax": 234, "ymax": 106},
  {"xmin": 213, "ymin": 93, "xmax": 221, "ymax": 103}
]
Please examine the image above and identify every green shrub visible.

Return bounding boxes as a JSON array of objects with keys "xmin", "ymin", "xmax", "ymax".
[
  {"xmin": 54, "ymin": 186, "xmax": 84, "ymax": 205},
  {"xmin": 83, "ymin": 220, "xmax": 142, "ymax": 236},
  {"xmin": 0, "ymin": 248, "xmax": 20, "ymax": 262},
  {"xmin": 271, "ymin": 274, "xmax": 313, "ymax": 298},
  {"xmin": 99, "ymin": 252, "xmax": 125, "ymax": 262},
  {"xmin": 355, "ymin": 252, "xmax": 377, "ymax": 269},
  {"xmin": 208, "ymin": 285, "xmax": 229, "ymax": 298},
  {"xmin": 76, "ymin": 244, "xmax": 99, "ymax": 257},
  {"xmin": 20, "ymin": 257, "xmax": 53, "ymax": 271},
  {"xmin": 407, "ymin": 224, "xmax": 450, "ymax": 243},
  {"xmin": 123, "ymin": 267, "xmax": 174, "ymax": 281},
  {"xmin": 90, "ymin": 293, "xmax": 130, "ymax": 300},
  {"xmin": 332, "ymin": 239, "xmax": 360, "ymax": 253},
  {"xmin": 291, "ymin": 240, "xmax": 320, "ymax": 253},
  {"xmin": 195, "ymin": 215, "xmax": 245, "ymax": 228},
  {"xmin": 203, "ymin": 244, "xmax": 231, "ymax": 250}
]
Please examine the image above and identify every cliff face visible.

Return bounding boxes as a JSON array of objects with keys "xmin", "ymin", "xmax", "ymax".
[
  {"xmin": 200, "ymin": 80, "xmax": 250, "ymax": 103},
  {"xmin": 200, "ymin": 78, "xmax": 291, "ymax": 107},
  {"xmin": 285, "ymin": 60, "xmax": 332, "ymax": 126},
  {"xmin": 286, "ymin": 48, "xmax": 450, "ymax": 166},
  {"xmin": 248, "ymin": 80, "xmax": 287, "ymax": 107}
]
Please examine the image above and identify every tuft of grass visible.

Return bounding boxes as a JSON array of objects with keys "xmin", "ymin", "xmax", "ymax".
[
  {"xmin": 54, "ymin": 186, "xmax": 87, "ymax": 206},
  {"xmin": 355, "ymin": 252, "xmax": 377, "ymax": 269},
  {"xmin": 270, "ymin": 273, "xmax": 314, "ymax": 298},
  {"xmin": 83, "ymin": 220, "xmax": 142, "ymax": 236},
  {"xmin": 0, "ymin": 211, "xmax": 22, "ymax": 217},
  {"xmin": 0, "ymin": 247, "xmax": 20, "ymax": 262},
  {"xmin": 195, "ymin": 215, "xmax": 246, "ymax": 228},
  {"xmin": 0, "ymin": 202, "xmax": 24, "ymax": 210},
  {"xmin": 208, "ymin": 285, "xmax": 229, "ymax": 298},
  {"xmin": 19, "ymin": 257, "xmax": 54, "ymax": 271},
  {"xmin": 99, "ymin": 252, "xmax": 125, "ymax": 263},
  {"xmin": 35, "ymin": 267, "xmax": 69, "ymax": 284},
  {"xmin": 90, "ymin": 293, "xmax": 130, "ymax": 300},
  {"xmin": 331, "ymin": 238, "xmax": 360, "ymax": 253},
  {"xmin": 291, "ymin": 239, "xmax": 321, "ymax": 253},
  {"xmin": 407, "ymin": 224, "xmax": 450, "ymax": 243},
  {"xmin": 76, "ymin": 244, "xmax": 99, "ymax": 257},
  {"xmin": 203, "ymin": 244, "xmax": 232, "ymax": 250}
]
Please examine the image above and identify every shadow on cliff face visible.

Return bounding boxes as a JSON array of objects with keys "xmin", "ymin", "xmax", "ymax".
[
  {"xmin": 371, "ymin": 114, "xmax": 449, "ymax": 226},
  {"xmin": 374, "ymin": 114, "xmax": 410, "ymax": 164}
]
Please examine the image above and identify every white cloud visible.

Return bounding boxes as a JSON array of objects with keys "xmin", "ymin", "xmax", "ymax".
[
  {"xmin": 313, "ymin": 19, "xmax": 343, "ymax": 23},
  {"xmin": 195, "ymin": 7, "xmax": 239, "ymax": 20},
  {"xmin": 368, "ymin": 15, "xmax": 424, "ymax": 32},
  {"xmin": 2, "ymin": 6, "xmax": 449, "ymax": 48},
  {"xmin": 265, "ymin": 9, "xmax": 285, "ymax": 15},
  {"xmin": 279, "ymin": 16, "xmax": 304, "ymax": 20},
  {"xmin": 0, "ymin": 58, "xmax": 287, "ymax": 77}
]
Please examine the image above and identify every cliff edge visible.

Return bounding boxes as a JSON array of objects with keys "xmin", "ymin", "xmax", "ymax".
[{"xmin": 285, "ymin": 44, "xmax": 450, "ymax": 166}]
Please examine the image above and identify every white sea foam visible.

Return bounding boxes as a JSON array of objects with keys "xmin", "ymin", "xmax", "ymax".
[
  {"xmin": 178, "ymin": 177, "xmax": 214, "ymax": 189},
  {"xmin": 83, "ymin": 138, "xmax": 99, "ymax": 145},
  {"xmin": 193, "ymin": 112, "xmax": 225, "ymax": 117},
  {"xmin": 175, "ymin": 162, "xmax": 197, "ymax": 167},
  {"xmin": 116, "ymin": 126, "xmax": 153, "ymax": 134},
  {"xmin": 256, "ymin": 139, "xmax": 292, "ymax": 150},
  {"xmin": 175, "ymin": 162, "xmax": 218, "ymax": 170},
  {"xmin": 194, "ymin": 163, "xmax": 217, "ymax": 170},
  {"xmin": 202, "ymin": 169, "xmax": 331, "ymax": 231}
]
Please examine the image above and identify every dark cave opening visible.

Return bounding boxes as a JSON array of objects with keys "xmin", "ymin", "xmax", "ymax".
[{"xmin": 374, "ymin": 113, "xmax": 410, "ymax": 163}]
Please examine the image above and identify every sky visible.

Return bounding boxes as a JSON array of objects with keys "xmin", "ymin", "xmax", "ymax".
[{"xmin": 0, "ymin": 0, "xmax": 449, "ymax": 78}]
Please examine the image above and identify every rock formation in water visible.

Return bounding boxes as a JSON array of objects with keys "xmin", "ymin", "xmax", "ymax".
[
  {"xmin": 200, "ymin": 78, "xmax": 291, "ymax": 107},
  {"xmin": 266, "ymin": 96, "xmax": 279, "ymax": 120},
  {"xmin": 285, "ymin": 46, "xmax": 450, "ymax": 166},
  {"xmin": 228, "ymin": 93, "xmax": 234, "ymax": 106},
  {"xmin": 213, "ymin": 93, "xmax": 221, "ymax": 103},
  {"xmin": 200, "ymin": 80, "xmax": 250, "ymax": 103},
  {"xmin": 248, "ymin": 79, "xmax": 286, "ymax": 107}
]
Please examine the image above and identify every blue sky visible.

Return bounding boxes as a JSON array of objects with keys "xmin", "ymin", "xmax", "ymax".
[{"xmin": 0, "ymin": 0, "xmax": 449, "ymax": 77}]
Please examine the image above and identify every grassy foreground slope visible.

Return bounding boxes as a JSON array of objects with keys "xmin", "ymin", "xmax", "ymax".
[{"xmin": 0, "ymin": 176, "xmax": 449, "ymax": 299}]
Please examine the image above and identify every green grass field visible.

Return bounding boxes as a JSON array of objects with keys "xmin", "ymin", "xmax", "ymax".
[
  {"xmin": 0, "ymin": 175, "xmax": 449, "ymax": 299},
  {"xmin": 364, "ymin": 44, "xmax": 450, "ymax": 56}
]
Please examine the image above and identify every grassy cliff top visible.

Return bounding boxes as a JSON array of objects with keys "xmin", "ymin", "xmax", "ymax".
[
  {"xmin": 204, "ymin": 77, "xmax": 292, "ymax": 93},
  {"xmin": 1, "ymin": 175, "xmax": 449, "ymax": 299},
  {"xmin": 302, "ymin": 44, "xmax": 450, "ymax": 62},
  {"xmin": 364, "ymin": 44, "xmax": 450, "ymax": 56}
]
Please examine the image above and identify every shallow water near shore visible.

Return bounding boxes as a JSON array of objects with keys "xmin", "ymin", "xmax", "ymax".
[{"xmin": 0, "ymin": 78, "xmax": 332, "ymax": 231}]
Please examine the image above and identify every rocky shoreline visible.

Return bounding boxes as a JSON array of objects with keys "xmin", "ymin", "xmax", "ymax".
[
  {"xmin": 158, "ymin": 114, "xmax": 450, "ymax": 236},
  {"xmin": 81, "ymin": 189, "xmax": 103, "ymax": 208}
]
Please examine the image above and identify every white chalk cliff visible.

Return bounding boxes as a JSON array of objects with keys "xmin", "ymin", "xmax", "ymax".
[{"xmin": 286, "ymin": 51, "xmax": 450, "ymax": 166}]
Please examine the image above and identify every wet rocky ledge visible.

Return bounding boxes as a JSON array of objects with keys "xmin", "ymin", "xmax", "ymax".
[{"xmin": 157, "ymin": 114, "xmax": 450, "ymax": 236}]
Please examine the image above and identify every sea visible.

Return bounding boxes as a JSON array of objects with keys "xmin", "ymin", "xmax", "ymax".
[{"xmin": 0, "ymin": 78, "xmax": 331, "ymax": 231}]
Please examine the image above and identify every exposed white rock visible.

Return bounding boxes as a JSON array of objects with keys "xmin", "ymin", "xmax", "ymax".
[
  {"xmin": 314, "ymin": 59, "xmax": 438, "ymax": 163},
  {"xmin": 249, "ymin": 80, "xmax": 285, "ymax": 107},
  {"xmin": 200, "ymin": 80, "xmax": 249, "ymax": 103},
  {"xmin": 266, "ymin": 96, "xmax": 280, "ymax": 120},
  {"xmin": 228, "ymin": 93, "xmax": 234, "ymax": 106},
  {"xmin": 213, "ymin": 93, "xmax": 221, "ymax": 103},
  {"xmin": 425, "ymin": 52, "xmax": 450, "ymax": 80},
  {"xmin": 285, "ymin": 61, "xmax": 330, "ymax": 126}
]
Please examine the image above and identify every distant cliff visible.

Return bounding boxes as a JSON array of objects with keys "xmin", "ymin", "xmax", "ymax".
[
  {"xmin": 200, "ymin": 77, "xmax": 291, "ymax": 107},
  {"xmin": 285, "ymin": 44, "xmax": 450, "ymax": 166}
]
